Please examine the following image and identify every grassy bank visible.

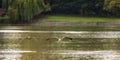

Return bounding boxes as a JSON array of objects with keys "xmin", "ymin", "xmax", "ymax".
[{"xmin": 39, "ymin": 15, "xmax": 120, "ymax": 22}]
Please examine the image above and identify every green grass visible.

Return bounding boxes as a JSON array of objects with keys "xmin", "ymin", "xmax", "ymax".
[{"xmin": 40, "ymin": 15, "xmax": 120, "ymax": 22}]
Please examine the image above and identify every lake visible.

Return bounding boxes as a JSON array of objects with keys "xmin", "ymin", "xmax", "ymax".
[{"xmin": 0, "ymin": 26, "xmax": 120, "ymax": 60}]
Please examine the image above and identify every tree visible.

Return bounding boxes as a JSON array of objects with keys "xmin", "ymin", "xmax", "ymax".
[
  {"xmin": 103, "ymin": 0, "xmax": 120, "ymax": 16},
  {"xmin": 2, "ymin": 0, "xmax": 51, "ymax": 23},
  {"xmin": 104, "ymin": 0, "xmax": 117, "ymax": 10}
]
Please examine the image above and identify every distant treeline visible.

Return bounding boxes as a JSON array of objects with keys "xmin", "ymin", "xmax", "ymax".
[
  {"xmin": 51, "ymin": 0, "xmax": 120, "ymax": 17},
  {"xmin": 0, "ymin": 0, "xmax": 120, "ymax": 23}
]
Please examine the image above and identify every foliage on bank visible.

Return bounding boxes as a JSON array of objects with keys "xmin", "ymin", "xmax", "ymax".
[
  {"xmin": 51, "ymin": 0, "xmax": 120, "ymax": 16},
  {"xmin": 0, "ymin": 0, "xmax": 120, "ymax": 24},
  {"xmin": 2, "ymin": 0, "xmax": 51, "ymax": 22}
]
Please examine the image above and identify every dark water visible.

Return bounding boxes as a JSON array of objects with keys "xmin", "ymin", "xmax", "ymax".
[{"xmin": 0, "ymin": 26, "xmax": 120, "ymax": 60}]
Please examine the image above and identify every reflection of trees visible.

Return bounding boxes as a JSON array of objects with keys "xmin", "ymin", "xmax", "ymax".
[
  {"xmin": 51, "ymin": 33, "xmax": 120, "ymax": 51},
  {"xmin": 53, "ymin": 38, "xmax": 105, "ymax": 51},
  {"xmin": 101, "ymin": 38, "xmax": 120, "ymax": 50},
  {"xmin": 1, "ymin": 28, "xmax": 120, "ymax": 60},
  {"xmin": 0, "ymin": 32, "xmax": 5, "ymax": 51},
  {"xmin": 0, "ymin": 32, "xmax": 22, "ymax": 60},
  {"xmin": 20, "ymin": 33, "xmax": 57, "ymax": 60},
  {"xmin": 0, "ymin": 32, "xmax": 4, "ymax": 43}
]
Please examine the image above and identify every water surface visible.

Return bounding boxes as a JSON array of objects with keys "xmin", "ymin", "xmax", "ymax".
[{"xmin": 0, "ymin": 26, "xmax": 120, "ymax": 60}]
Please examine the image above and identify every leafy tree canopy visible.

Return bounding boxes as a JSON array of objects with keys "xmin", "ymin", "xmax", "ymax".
[{"xmin": 2, "ymin": 0, "xmax": 51, "ymax": 22}]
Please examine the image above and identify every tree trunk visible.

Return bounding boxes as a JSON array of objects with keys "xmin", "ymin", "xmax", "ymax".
[{"xmin": 80, "ymin": 8, "xmax": 84, "ymax": 16}]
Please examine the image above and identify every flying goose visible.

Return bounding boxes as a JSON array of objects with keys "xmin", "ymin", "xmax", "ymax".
[{"xmin": 46, "ymin": 36, "xmax": 73, "ymax": 41}]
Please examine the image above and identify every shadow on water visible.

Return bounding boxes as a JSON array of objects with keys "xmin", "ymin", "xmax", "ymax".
[{"xmin": 0, "ymin": 26, "xmax": 120, "ymax": 60}]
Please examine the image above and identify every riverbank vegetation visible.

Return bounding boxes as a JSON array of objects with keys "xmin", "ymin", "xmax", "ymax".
[
  {"xmin": 0, "ymin": 0, "xmax": 120, "ymax": 24},
  {"xmin": 1, "ymin": 0, "xmax": 50, "ymax": 23}
]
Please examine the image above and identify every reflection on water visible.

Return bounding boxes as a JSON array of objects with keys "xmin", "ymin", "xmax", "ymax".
[
  {"xmin": 0, "ymin": 26, "xmax": 120, "ymax": 60},
  {"xmin": 1, "ymin": 30, "xmax": 120, "ymax": 38},
  {"xmin": 0, "ymin": 31, "xmax": 36, "ymax": 60},
  {"xmin": 46, "ymin": 50, "xmax": 119, "ymax": 60},
  {"xmin": 0, "ymin": 49, "xmax": 36, "ymax": 60}
]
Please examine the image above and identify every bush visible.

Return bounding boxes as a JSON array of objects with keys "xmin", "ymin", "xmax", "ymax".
[{"xmin": 0, "ymin": 16, "xmax": 10, "ymax": 23}]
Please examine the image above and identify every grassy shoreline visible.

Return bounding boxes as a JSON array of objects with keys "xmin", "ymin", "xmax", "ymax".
[{"xmin": 39, "ymin": 15, "xmax": 120, "ymax": 22}]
